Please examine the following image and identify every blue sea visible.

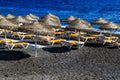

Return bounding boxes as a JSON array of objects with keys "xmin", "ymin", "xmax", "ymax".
[{"xmin": 1, "ymin": 0, "xmax": 120, "ymax": 33}]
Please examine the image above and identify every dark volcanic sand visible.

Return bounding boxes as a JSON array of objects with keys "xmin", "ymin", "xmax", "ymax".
[
  {"xmin": 0, "ymin": 45, "xmax": 120, "ymax": 80},
  {"xmin": 0, "ymin": 33, "xmax": 120, "ymax": 80}
]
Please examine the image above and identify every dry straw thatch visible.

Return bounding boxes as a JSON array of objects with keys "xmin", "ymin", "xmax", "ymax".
[
  {"xmin": 20, "ymin": 22, "xmax": 55, "ymax": 35},
  {"xmin": 41, "ymin": 13, "xmax": 61, "ymax": 29},
  {"xmin": 0, "ymin": 18, "xmax": 20, "ymax": 29},
  {"xmin": 91, "ymin": 18, "xmax": 109, "ymax": 25},
  {"xmin": 99, "ymin": 22, "xmax": 120, "ymax": 30},
  {"xmin": 6, "ymin": 14, "xmax": 15, "ymax": 19},
  {"xmin": 13, "ymin": 16, "xmax": 32, "ymax": 24},
  {"xmin": 67, "ymin": 18, "xmax": 94, "ymax": 31},
  {"xmin": 0, "ymin": 14, "xmax": 5, "ymax": 19},
  {"xmin": 63, "ymin": 16, "xmax": 77, "ymax": 24}
]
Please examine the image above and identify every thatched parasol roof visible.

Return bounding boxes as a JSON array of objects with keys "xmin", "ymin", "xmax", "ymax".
[
  {"xmin": 67, "ymin": 18, "xmax": 94, "ymax": 31},
  {"xmin": 13, "ymin": 16, "xmax": 32, "ymax": 24},
  {"xmin": 0, "ymin": 14, "xmax": 5, "ymax": 19},
  {"xmin": 6, "ymin": 14, "xmax": 15, "ymax": 19},
  {"xmin": 0, "ymin": 18, "xmax": 20, "ymax": 29},
  {"xmin": 28, "ymin": 13, "xmax": 39, "ymax": 20},
  {"xmin": 63, "ymin": 16, "xmax": 77, "ymax": 23},
  {"xmin": 24, "ymin": 15, "xmax": 38, "ymax": 22},
  {"xmin": 20, "ymin": 22, "xmax": 55, "ymax": 35},
  {"xmin": 41, "ymin": 13, "xmax": 61, "ymax": 29},
  {"xmin": 99, "ymin": 22, "xmax": 120, "ymax": 30},
  {"xmin": 91, "ymin": 18, "xmax": 109, "ymax": 25}
]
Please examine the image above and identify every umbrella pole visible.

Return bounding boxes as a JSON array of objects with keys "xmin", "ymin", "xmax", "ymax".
[
  {"xmin": 5, "ymin": 29, "xmax": 7, "ymax": 40},
  {"xmin": 100, "ymin": 30, "xmax": 102, "ymax": 36},
  {"xmin": 110, "ymin": 30, "xmax": 112, "ymax": 42},
  {"xmin": 78, "ymin": 30, "xmax": 80, "ymax": 42},
  {"xmin": 35, "ymin": 37, "xmax": 37, "ymax": 57},
  {"xmin": 35, "ymin": 47, "xmax": 37, "ymax": 57},
  {"xmin": 34, "ymin": 27, "xmax": 38, "ymax": 57},
  {"xmin": 78, "ymin": 30, "xmax": 80, "ymax": 49}
]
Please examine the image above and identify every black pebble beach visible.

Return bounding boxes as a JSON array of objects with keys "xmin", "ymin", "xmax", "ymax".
[{"xmin": 0, "ymin": 34, "xmax": 120, "ymax": 80}]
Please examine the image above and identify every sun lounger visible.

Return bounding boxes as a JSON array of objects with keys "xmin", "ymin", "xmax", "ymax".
[
  {"xmin": 105, "ymin": 36, "xmax": 118, "ymax": 41},
  {"xmin": 0, "ymin": 39, "xmax": 13, "ymax": 43},
  {"xmin": 54, "ymin": 32, "xmax": 64, "ymax": 35},
  {"xmin": 109, "ymin": 42, "xmax": 120, "ymax": 49},
  {"xmin": 5, "ymin": 40, "xmax": 29, "ymax": 50},
  {"xmin": 12, "ymin": 32, "xmax": 36, "ymax": 40},
  {"xmin": 64, "ymin": 36, "xmax": 88, "ymax": 49},
  {"xmin": 50, "ymin": 39, "xmax": 66, "ymax": 46},
  {"xmin": 102, "ymin": 35, "xmax": 118, "ymax": 45},
  {"xmin": 40, "ymin": 36, "xmax": 55, "ymax": 44},
  {"xmin": 103, "ymin": 39, "xmax": 116, "ymax": 45},
  {"xmin": 90, "ymin": 34, "xmax": 104, "ymax": 37},
  {"xmin": 19, "ymin": 34, "xmax": 35, "ymax": 40},
  {"xmin": 0, "ymin": 38, "xmax": 29, "ymax": 49},
  {"xmin": 64, "ymin": 40, "xmax": 86, "ymax": 49},
  {"xmin": 68, "ymin": 33, "xmax": 79, "ymax": 37},
  {"xmin": 0, "ymin": 29, "xmax": 13, "ymax": 35},
  {"xmin": 39, "ymin": 35, "xmax": 66, "ymax": 46}
]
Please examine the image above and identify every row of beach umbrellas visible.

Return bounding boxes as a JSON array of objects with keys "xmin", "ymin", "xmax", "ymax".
[
  {"xmin": 63, "ymin": 16, "xmax": 120, "ymax": 42},
  {"xmin": 0, "ymin": 13, "xmax": 64, "ymax": 34},
  {"xmin": 0, "ymin": 13, "xmax": 120, "ymax": 56},
  {"xmin": 0, "ymin": 13, "xmax": 120, "ymax": 36}
]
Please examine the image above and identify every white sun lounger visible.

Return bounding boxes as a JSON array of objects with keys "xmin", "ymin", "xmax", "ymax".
[
  {"xmin": 12, "ymin": 32, "xmax": 36, "ymax": 40},
  {"xmin": 5, "ymin": 39, "xmax": 29, "ymax": 50}
]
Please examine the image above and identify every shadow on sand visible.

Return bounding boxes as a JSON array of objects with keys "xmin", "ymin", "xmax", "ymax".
[
  {"xmin": 0, "ymin": 50, "xmax": 30, "ymax": 60},
  {"xmin": 43, "ymin": 46, "xmax": 71, "ymax": 53},
  {"xmin": 85, "ymin": 43, "xmax": 105, "ymax": 47}
]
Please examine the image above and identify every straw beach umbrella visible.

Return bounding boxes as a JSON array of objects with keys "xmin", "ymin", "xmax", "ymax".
[
  {"xmin": 63, "ymin": 16, "xmax": 77, "ymax": 24},
  {"xmin": 69, "ymin": 18, "xmax": 91, "ymax": 27},
  {"xmin": 28, "ymin": 13, "xmax": 39, "ymax": 20},
  {"xmin": 41, "ymin": 13, "xmax": 61, "ymax": 29},
  {"xmin": 0, "ymin": 18, "xmax": 19, "ymax": 39},
  {"xmin": 67, "ymin": 18, "xmax": 94, "ymax": 42},
  {"xmin": 0, "ymin": 14, "xmax": 5, "ymax": 19},
  {"xmin": 91, "ymin": 18, "xmax": 109, "ymax": 25},
  {"xmin": 21, "ymin": 22, "xmax": 55, "ymax": 57},
  {"xmin": 22, "ymin": 22, "xmax": 55, "ymax": 35},
  {"xmin": 24, "ymin": 15, "xmax": 38, "ymax": 22},
  {"xmin": 91, "ymin": 18, "xmax": 110, "ymax": 35},
  {"xmin": 6, "ymin": 14, "xmax": 15, "ymax": 19},
  {"xmin": 99, "ymin": 22, "xmax": 120, "ymax": 37},
  {"xmin": 0, "ymin": 18, "xmax": 19, "ymax": 29},
  {"xmin": 13, "ymin": 16, "xmax": 32, "ymax": 24}
]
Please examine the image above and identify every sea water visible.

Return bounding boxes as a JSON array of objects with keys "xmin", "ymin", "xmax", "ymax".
[{"xmin": 0, "ymin": 0, "xmax": 120, "ymax": 33}]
